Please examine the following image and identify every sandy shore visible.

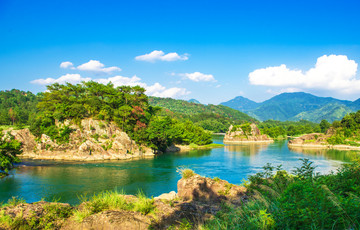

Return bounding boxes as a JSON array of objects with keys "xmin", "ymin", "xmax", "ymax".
[
  {"xmin": 223, "ymin": 140, "xmax": 274, "ymax": 144},
  {"xmin": 19, "ymin": 151, "xmax": 155, "ymax": 161},
  {"xmin": 288, "ymin": 143, "xmax": 360, "ymax": 151}
]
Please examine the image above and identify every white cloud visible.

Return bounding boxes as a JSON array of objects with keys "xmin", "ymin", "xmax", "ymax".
[
  {"xmin": 95, "ymin": 75, "xmax": 190, "ymax": 98},
  {"xmin": 60, "ymin": 61, "xmax": 75, "ymax": 69},
  {"xmin": 249, "ymin": 55, "xmax": 359, "ymax": 94},
  {"xmin": 77, "ymin": 60, "xmax": 121, "ymax": 74},
  {"xmin": 32, "ymin": 74, "xmax": 190, "ymax": 98},
  {"xmin": 96, "ymin": 75, "xmax": 144, "ymax": 87},
  {"xmin": 31, "ymin": 74, "xmax": 91, "ymax": 85},
  {"xmin": 135, "ymin": 50, "xmax": 188, "ymax": 62},
  {"xmin": 266, "ymin": 88, "xmax": 302, "ymax": 95},
  {"xmin": 180, "ymin": 72, "xmax": 216, "ymax": 82}
]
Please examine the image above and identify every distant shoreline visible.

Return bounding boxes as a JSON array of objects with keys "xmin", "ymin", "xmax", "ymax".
[
  {"xmin": 288, "ymin": 143, "xmax": 360, "ymax": 151},
  {"xmin": 223, "ymin": 140, "xmax": 274, "ymax": 144}
]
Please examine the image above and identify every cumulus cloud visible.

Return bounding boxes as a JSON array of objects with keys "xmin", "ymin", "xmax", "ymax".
[
  {"xmin": 31, "ymin": 74, "xmax": 91, "ymax": 85},
  {"xmin": 266, "ymin": 88, "xmax": 302, "ymax": 95},
  {"xmin": 249, "ymin": 55, "xmax": 360, "ymax": 94},
  {"xmin": 135, "ymin": 50, "xmax": 188, "ymax": 62},
  {"xmin": 60, "ymin": 61, "xmax": 75, "ymax": 69},
  {"xmin": 32, "ymin": 73, "xmax": 190, "ymax": 98},
  {"xmin": 180, "ymin": 72, "xmax": 216, "ymax": 82},
  {"xmin": 96, "ymin": 75, "xmax": 190, "ymax": 98},
  {"xmin": 77, "ymin": 60, "xmax": 121, "ymax": 74},
  {"xmin": 60, "ymin": 60, "xmax": 121, "ymax": 75}
]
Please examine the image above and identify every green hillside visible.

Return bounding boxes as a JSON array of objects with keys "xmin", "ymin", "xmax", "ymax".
[
  {"xmin": 149, "ymin": 97, "xmax": 257, "ymax": 133},
  {"xmin": 221, "ymin": 96, "xmax": 259, "ymax": 111},
  {"xmin": 0, "ymin": 89, "xmax": 39, "ymax": 126},
  {"xmin": 222, "ymin": 92, "xmax": 360, "ymax": 122},
  {"xmin": 292, "ymin": 103, "xmax": 353, "ymax": 123}
]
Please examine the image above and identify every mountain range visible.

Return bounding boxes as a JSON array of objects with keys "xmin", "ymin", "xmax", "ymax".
[{"xmin": 221, "ymin": 92, "xmax": 360, "ymax": 123}]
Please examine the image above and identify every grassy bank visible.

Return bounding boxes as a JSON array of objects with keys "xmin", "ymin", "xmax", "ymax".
[
  {"xmin": 189, "ymin": 143, "xmax": 224, "ymax": 149},
  {"xmin": 2, "ymin": 158, "xmax": 360, "ymax": 229},
  {"xmin": 0, "ymin": 190, "xmax": 156, "ymax": 229},
  {"xmin": 201, "ymin": 158, "xmax": 360, "ymax": 230}
]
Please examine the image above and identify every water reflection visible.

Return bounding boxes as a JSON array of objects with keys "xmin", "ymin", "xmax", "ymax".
[
  {"xmin": 0, "ymin": 139, "xmax": 357, "ymax": 205},
  {"xmin": 288, "ymin": 146, "xmax": 356, "ymax": 162},
  {"xmin": 224, "ymin": 142, "xmax": 271, "ymax": 156}
]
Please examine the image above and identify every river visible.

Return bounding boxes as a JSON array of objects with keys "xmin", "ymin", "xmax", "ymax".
[{"xmin": 0, "ymin": 136, "xmax": 358, "ymax": 205}]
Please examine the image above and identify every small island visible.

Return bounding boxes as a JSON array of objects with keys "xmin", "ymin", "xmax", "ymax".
[
  {"xmin": 223, "ymin": 123, "xmax": 273, "ymax": 144},
  {"xmin": 0, "ymin": 82, "xmax": 223, "ymax": 163},
  {"xmin": 288, "ymin": 111, "xmax": 360, "ymax": 150}
]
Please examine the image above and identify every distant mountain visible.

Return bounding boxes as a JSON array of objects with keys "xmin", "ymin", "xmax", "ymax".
[
  {"xmin": 221, "ymin": 96, "xmax": 259, "ymax": 111},
  {"xmin": 148, "ymin": 96, "xmax": 257, "ymax": 133},
  {"xmin": 188, "ymin": 99, "xmax": 201, "ymax": 104},
  {"xmin": 149, "ymin": 97, "xmax": 256, "ymax": 121},
  {"xmin": 292, "ymin": 103, "xmax": 353, "ymax": 123},
  {"xmin": 221, "ymin": 92, "xmax": 360, "ymax": 123}
]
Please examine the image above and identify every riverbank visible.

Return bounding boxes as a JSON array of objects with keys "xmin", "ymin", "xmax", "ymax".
[
  {"xmin": 223, "ymin": 139, "xmax": 274, "ymax": 144},
  {"xmin": 288, "ymin": 132, "xmax": 360, "ymax": 151},
  {"xmin": 288, "ymin": 143, "xmax": 360, "ymax": 151},
  {"xmin": 0, "ymin": 171, "xmax": 246, "ymax": 230},
  {"xmin": 17, "ymin": 143, "xmax": 225, "ymax": 161},
  {"xmin": 2, "ymin": 158, "xmax": 360, "ymax": 229},
  {"xmin": 19, "ymin": 151, "xmax": 155, "ymax": 161}
]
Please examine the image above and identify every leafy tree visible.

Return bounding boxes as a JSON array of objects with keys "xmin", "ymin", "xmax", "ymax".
[
  {"xmin": 0, "ymin": 89, "xmax": 38, "ymax": 126},
  {"xmin": 319, "ymin": 119, "xmax": 331, "ymax": 133},
  {"xmin": 0, "ymin": 131, "xmax": 22, "ymax": 175}
]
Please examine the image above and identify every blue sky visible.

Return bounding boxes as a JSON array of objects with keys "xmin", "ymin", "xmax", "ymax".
[{"xmin": 1, "ymin": 0, "xmax": 360, "ymax": 104}]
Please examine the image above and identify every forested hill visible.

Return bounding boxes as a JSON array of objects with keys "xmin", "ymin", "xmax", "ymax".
[
  {"xmin": 149, "ymin": 97, "xmax": 257, "ymax": 133},
  {"xmin": 221, "ymin": 92, "xmax": 360, "ymax": 123},
  {"xmin": 0, "ymin": 89, "xmax": 39, "ymax": 126}
]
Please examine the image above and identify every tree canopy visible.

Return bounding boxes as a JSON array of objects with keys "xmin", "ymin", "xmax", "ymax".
[
  {"xmin": 29, "ymin": 82, "xmax": 212, "ymax": 152},
  {"xmin": 0, "ymin": 131, "xmax": 22, "ymax": 175}
]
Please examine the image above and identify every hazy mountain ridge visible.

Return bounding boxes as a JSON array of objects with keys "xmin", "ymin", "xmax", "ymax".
[
  {"xmin": 221, "ymin": 92, "xmax": 360, "ymax": 123},
  {"xmin": 148, "ymin": 96, "xmax": 257, "ymax": 133},
  {"xmin": 188, "ymin": 99, "xmax": 201, "ymax": 104}
]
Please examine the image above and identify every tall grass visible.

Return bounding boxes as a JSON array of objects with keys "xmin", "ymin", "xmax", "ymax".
[
  {"xmin": 202, "ymin": 158, "xmax": 360, "ymax": 230},
  {"xmin": 73, "ymin": 189, "xmax": 155, "ymax": 222},
  {"xmin": 177, "ymin": 167, "xmax": 195, "ymax": 179}
]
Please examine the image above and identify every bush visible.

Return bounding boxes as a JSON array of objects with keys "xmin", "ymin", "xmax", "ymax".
[
  {"xmin": 202, "ymin": 158, "xmax": 360, "ymax": 230},
  {"xmin": 177, "ymin": 168, "xmax": 195, "ymax": 179}
]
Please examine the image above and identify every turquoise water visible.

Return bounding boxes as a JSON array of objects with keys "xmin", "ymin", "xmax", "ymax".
[{"xmin": 0, "ymin": 136, "xmax": 357, "ymax": 205}]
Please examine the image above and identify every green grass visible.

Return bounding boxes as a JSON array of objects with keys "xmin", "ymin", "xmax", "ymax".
[
  {"xmin": 0, "ymin": 125, "xmax": 30, "ymax": 130},
  {"xmin": 201, "ymin": 158, "xmax": 360, "ymax": 230},
  {"xmin": 2, "ymin": 196, "xmax": 25, "ymax": 208},
  {"xmin": 0, "ymin": 203, "xmax": 73, "ymax": 229},
  {"xmin": 177, "ymin": 168, "xmax": 195, "ymax": 179},
  {"xmin": 189, "ymin": 143, "xmax": 224, "ymax": 149},
  {"xmin": 73, "ymin": 190, "xmax": 155, "ymax": 222}
]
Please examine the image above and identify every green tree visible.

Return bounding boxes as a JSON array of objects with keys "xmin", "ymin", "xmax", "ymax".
[
  {"xmin": 0, "ymin": 131, "xmax": 22, "ymax": 175},
  {"xmin": 319, "ymin": 119, "xmax": 331, "ymax": 133}
]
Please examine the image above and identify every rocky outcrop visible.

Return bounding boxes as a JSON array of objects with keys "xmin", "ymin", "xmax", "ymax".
[
  {"xmin": 223, "ymin": 123, "xmax": 273, "ymax": 143},
  {"xmin": 177, "ymin": 174, "xmax": 246, "ymax": 205},
  {"xmin": 288, "ymin": 133, "xmax": 327, "ymax": 146},
  {"xmin": 6, "ymin": 118, "xmax": 154, "ymax": 161},
  {"xmin": 288, "ymin": 132, "xmax": 360, "ymax": 150}
]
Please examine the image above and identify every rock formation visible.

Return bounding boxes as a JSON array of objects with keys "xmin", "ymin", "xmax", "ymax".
[
  {"xmin": 6, "ymin": 118, "xmax": 153, "ymax": 161},
  {"xmin": 223, "ymin": 123, "xmax": 273, "ymax": 143},
  {"xmin": 288, "ymin": 133, "xmax": 327, "ymax": 146}
]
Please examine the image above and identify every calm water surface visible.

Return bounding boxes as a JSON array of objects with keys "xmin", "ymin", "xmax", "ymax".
[{"xmin": 0, "ymin": 136, "xmax": 358, "ymax": 204}]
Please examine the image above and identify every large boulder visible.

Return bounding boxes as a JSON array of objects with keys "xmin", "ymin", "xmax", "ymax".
[
  {"xmin": 8, "ymin": 118, "xmax": 154, "ymax": 161},
  {"xmin": 223, "ymin": 123, "xmax": 273, "ymax": 143},
  {"xmin": 177, "ymin": 174, "xmax": 246, "ymax": 204}
]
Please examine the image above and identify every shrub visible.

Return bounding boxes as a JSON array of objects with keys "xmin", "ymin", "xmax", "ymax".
[{"xmin": 177, "ymin": 168, "xmax": 195, "ymax": 179}]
